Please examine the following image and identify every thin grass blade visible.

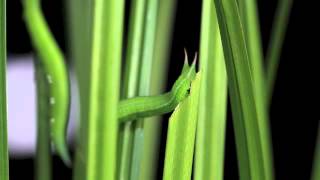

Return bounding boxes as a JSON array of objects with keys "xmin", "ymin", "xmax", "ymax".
[
  {"xmin": 67, "ymin": 0, "xmax": 93, "ymax": 179},
  {"xmin": 130, "ymin": 0, "xmax": 159, "ymax": 179},
  {"xmin": 0, "ymin": 0, "xmax": 8, "ymax": 179},
  {"xmin": 194, "ymin": 0, "xmax": 227, "ymax": 179},
  {"xmin": 86, "ymin": 0, "xmax": 124, "ymax": 179},
  {"xmin": 118, "ymin": 0, "xmax": 146, "ymax": 179},
  {"xmin": 213, "ymin": 0, "xmax": 273, "ymax": 179},
  {"xmin": 65, "ymin": 0, "xmax": 93, "ymax": 180},
  {"xmin": 266, "ymin": 0, "xmax": 293, "ymax": 101},
  {"xmin": 238, "ymin": 0, "xmax": 267, "ymax": 110},
  {"xmin": 311, "ymin": 124, "xmax": 320, "ymax": 180},
  {"xmin": 140, "ymin": 0, "xmax": 177, "ymax": 179}
]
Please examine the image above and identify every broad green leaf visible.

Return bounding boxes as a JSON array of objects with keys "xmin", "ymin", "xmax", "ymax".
[
  {"xmin": 86, "ymin": 0, "xmax": 124, "ymax": 179},
  {"xmin": 194, "ymin": 0, "xmax": 227, "ymax": 179},
  {"xmin": 213, "ymin": 0, "xmax": 273, "ymax": 180},
  {"xmin": 0, "ymin": 0, "xmax": 8, "ymax": 179},
  {"xmin": 163, "ymin": 73, "xmax": 201, "ymax": 180}
]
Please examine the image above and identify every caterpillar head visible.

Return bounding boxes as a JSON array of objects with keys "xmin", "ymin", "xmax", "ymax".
[{"xmin": 171, "ymin": 50, "xmax": 197, "ymax": 102}]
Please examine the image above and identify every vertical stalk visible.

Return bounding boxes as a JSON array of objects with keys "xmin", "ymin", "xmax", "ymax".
[
  {"xmin": 195, "ymin": 0, "xmax": 227, "ymax": 179},
  {"xmin": 140, "ymin": 0, "xmax": 177, "ymax": 179},
  {"xmin": 239, "ymin": 0, "xmax": 268, "ymax": 121},
  {"xmin": 86, "ymin": 0, "xmax": 124, "ymax": 179},
  {"xmin": 240, "ymin": 0, "xmax": 264, "ymax": 73},
  {"xmin": 311, "ymin": 124, "xmax": 320, "ymax": 180},
  {"xmin": 118, "ymin": 0, "xmax": 146, "ymax": 179},
  {"xmin": 213, "ymin": 0, "xmax": 273, "ymax": 179},
  {"xmin": 34, "ymin": 61, "xmax": 52, "ymax": 180},
  {"xmin": 266, "ymin": 0, "xmax": 293, "ymax": 101},
  {"xmin": 129, "ymin": 0, "xmax": 159, "ymax": 179},
  {"xmin": 240, "ymin": 1, "xmax": 274, "ymax": 179},
  {"xmin": 0, "ymin": 0, "xmax": 8, "ymax": 179},
  {"xmin": 67, "ymin": 0, "xmax": 93, "ymax": 179}
]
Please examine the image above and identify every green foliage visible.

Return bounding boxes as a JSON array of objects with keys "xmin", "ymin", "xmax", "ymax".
[
  {"xmin": 118, "ymin": 0, "xmax": 146, "ymax": 179},
  {"xmin": 0, "ymin": 0, "xmax": 8, "ymax": 179},
  {"xmin": 140, "ymin": 0, "xmax": 177, "ymax": 179},
  {"xmin": 163, "ymin": 72, "xmax": 201, "ymax": 180},
  {"xmin": 23, "ymin": 0, "xmax": 70, "ymax": 165},
  {"xmin": 213, "ymin": 0, "xmax": 273, "ymax": 179},
  {"xmin": 6, "ymin": 0, "xmax": 296, "ymax": 180},
  {"xmin": 34, "ymin": 61, "xmax": 52, "ymax": 180},
  {"xmin": 130, "ymin": 0, "xmax": 159, "ymax": 179},
  {"xmin": 194, "ymin": 0, "xmax": 227, "ymax": 179},
  {"xmin": 312, "ymin": 125, "xmax": 320, "ymax": 180},
  {"xmin": 266, "ymin": 0, "xmax": 293, "ymax": 100},
  {"xmin": 86, "ymin": 0, "xmax": 124, "ymax": 179},
  {"xmin": 67, "ymin": 0, "xmax": 93, "ymax": 179}
]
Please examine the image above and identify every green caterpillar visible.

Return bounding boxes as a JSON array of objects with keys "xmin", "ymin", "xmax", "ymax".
[
  {"xmin": 23, "ymin": 0, "xmax": 196, "ymax": 166},
  {"xmin": 119, "ymin": 54, "xmax": 196, "ymax": 123},
  {"xmin": 23, "ymin": 0, "xmax": 71, "ymax": 165}
]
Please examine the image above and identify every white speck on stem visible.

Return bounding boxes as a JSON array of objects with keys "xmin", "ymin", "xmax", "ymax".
[
  {"xmin": 50, "ymin": 97, "xmax": 55, "ymax": 105},
  {"xmin": 47, "ymin": 74, "xmax": 53, "ymax": 84},
  {"xmin": 50, "ymin": 118, "xmax": 55, "ymax": 124}
]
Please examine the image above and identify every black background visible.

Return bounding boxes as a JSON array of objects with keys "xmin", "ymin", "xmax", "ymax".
[{"xmin": 7, "ymin": 0, "xmax": 319, "ymax": 179}]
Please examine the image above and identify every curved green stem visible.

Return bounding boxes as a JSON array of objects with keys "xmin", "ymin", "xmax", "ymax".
[{"xmin": 23, "ymin": 0, "xmax": 70, "ymax": 165}]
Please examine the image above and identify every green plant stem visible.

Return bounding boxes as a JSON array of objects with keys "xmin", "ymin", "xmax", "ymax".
[
  {"xmin": 213, "ymin": 0, "xmax": 273, "ymax": 179},
  {"xmin": 238, "ymin": 0, "xmax": 267, "ymax": 111},
  {"xmin": 266, "ymin": 0, "xmax": 293, "ymax": 101},
  {"xmin": 0, "ymin": 0, "xmax": 8, "ymax": 179},
  {"xmin": 239, "ymin": 0, "xmax": 264, "ymax": 62},
  {"xmin": 239, "ymin": 0, "xmax": 274, "ymax": 178},
  {"xmin": 34, "ymin": 61, "xmax": 52, "ymax": 180},
  {"xmin": 140, "ymin": 0, "xmax": 177, "ymax": 179},
  {"xmin": 130, "ymin": 0, "xmax": 159, "ymax": 179},
  {"xmin": 86, "ymin": 0, "xmax": 124, "ymax": 179},
  {"xmin": 68, "ymin": 0, "xmax": 93, "ymax": 179},
  {"xmin": 194, "ymin": 0, "xmax": 227, "ymax": 179},
  {"xmin": 118, "ymin": 0, "xmax": 146, "ymax": 179},
  {"xmin": 311, "ymin": 124, "xmax": 320, "ymax": 180}
]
